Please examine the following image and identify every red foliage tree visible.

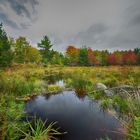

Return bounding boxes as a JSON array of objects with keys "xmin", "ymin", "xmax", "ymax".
[
  {"xmin": 107, "ymin": 53, "xmax": 118, "ymax": 65},
  {"xmin": 87, "ymin": 48, "xmax": 99, "ymax": 65},
  {"xmin": 123, "ymin": 50, "xmax": 137, "ymax": 65}
]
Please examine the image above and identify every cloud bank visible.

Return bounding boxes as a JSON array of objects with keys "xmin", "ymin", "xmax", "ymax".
[{"xmin": 0, "ymin": 0, "xmax": 140, "ymax": 51}]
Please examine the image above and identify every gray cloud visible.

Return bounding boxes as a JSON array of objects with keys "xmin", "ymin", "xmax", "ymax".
[
  {"xmin": 71, "ymin": 24, "xmax": 108, "ymax": 47},
  {"xmin": 6, "ymin": 0, "xmax": 38, "ymax": 19},
  {"xmin": 131, "ymin": 14, "xmax": 140, "ymax": 25},
  {"xmin": 7, "ymin": 0, "xmax": 31, "ymax": 18},
  {"xmin": 20, "ymin": 23, "xmax": 31, "ymax": 29},
  {"xmin": 0, "ymin": 0, "xmax": 140, "ymax": 51},
  {"xmin": 0, "ymin": 12, "xmax": 18, "ymax": 29},
  {"xmin": 108, "ymin": 1, "xmax": 140, "ymax": 50},
  {"xmin": 0, "ymin": 0, "xmax": 38, "ymax": 29}
]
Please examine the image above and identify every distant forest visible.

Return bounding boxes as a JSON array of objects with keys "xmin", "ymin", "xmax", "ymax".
[{"xmin": 0, "ymin": 23, "xmax": 140, "ymax": 67}]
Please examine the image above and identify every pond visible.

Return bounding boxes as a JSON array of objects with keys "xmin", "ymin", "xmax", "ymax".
[{"xmin": 25, "ymin": 91, "xmax": 125, "ymax": 140}]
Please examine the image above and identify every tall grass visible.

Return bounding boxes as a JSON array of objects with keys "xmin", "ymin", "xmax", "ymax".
[
  {"xmin": 115, "ymin": 88, "xmax": 140, "ymax": 140},
  {"xmin": 0, "ymin": 94, "xmax": 27, "ymax": 140},
  {"xmin": 126, "ymin": 88, "xmax": 140, "ymax": 117},
  {"xmin": 17, "ymin": 118, "xmax": 64, "ymax": 140},
  {"xmin": 70, "ymin": 75, "xmax": 93, "ymax": 94},
  {"xmin": 0, "ymin": 66, "xmax": 47, "ymax": 140},
  {"xmin": 0, "ymin": 71, "xmax": 44, "ymax": 96}
]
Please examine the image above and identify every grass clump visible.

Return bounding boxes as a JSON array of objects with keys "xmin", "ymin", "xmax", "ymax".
[
  {"xmin": 70, "ymin": 75, "xmax": 93, "ymax": 94},
  {"xmin": 100, "ymin": 99, "xmax": 112, "ymax": 110},
  {"xmin": 18, "ymin": 118, "xmax": 64, "ymax": 140}
]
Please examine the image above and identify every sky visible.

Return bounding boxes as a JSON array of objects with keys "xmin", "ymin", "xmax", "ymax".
[{"xmin": 0, "ymin": 0, "xmax": 140, "ymax": 52}]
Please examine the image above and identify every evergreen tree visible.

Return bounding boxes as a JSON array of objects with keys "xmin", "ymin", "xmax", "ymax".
[
  {"xmin": 0, "ymin": 23, "xmax": 13, "ymax": 67},
  {"xmin": 38, "ymin": 35, "xmax": 53, "ymax": 63},
  {"xmin": 78, "ymin": 47, "xmax": 89, "ymax": 66}
]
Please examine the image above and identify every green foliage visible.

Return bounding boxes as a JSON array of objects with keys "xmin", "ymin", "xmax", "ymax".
[
  {"xmin": 38, "ymin": 36, "xmax": 52, "ymax": 51},
  {"xmin": 14, "ymin": 36, "xmax": 31, "ymax": 63},
  {"xmin": 38, "ymin": 35, "xmax": 53, "ymax": 63},
  {"xmin": 27, "ymin": 47, "xmax": 42, "ymax": 64},
  {"xmin": 78, "ymin": 47, "xmax": 89, "ymax": 66},
  {"xmin": 0, "ymin": 23, "xmax": 13, "ymax": 67},
  {"xmin": 128, "ymin": 117, "xmax": 140, "ymax": 140}
]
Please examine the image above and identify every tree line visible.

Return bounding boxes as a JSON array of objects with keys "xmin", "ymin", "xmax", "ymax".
[
  {"xmin": 0, "ymin": 23, "xmax": 140, "ymax": 67},
  {"xmin": 66, "ymin": 46, "xmax": 140, "ymax": 66}
]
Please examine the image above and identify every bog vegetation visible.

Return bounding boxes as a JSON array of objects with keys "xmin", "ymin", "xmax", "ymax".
[{"xmin": 0, "ymin": 23, "xmax": 140, "ymax": 140}]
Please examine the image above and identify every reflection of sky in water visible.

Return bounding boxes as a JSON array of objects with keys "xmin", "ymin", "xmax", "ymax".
[
  {"xmin": 55, "ymin": 80, "xmax": 65, "ymax": 86},
  {"xmin": 25, "ymin": 91, "xmax": 124, "ymax": 140}
]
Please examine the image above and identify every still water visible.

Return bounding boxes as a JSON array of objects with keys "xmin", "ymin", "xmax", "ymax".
[{"xmin": 25, "ymin": 91, "xmax": 124, "ymax": 140}]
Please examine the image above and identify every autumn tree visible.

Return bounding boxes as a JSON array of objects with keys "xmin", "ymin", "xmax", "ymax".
[
  {"xmin": 66, "ymin": 45, "xmax": 79, "ymax": 65},
  {"xmin": 114, "ymin": 51, "xmax": 123, "ymax": 65},
  {"xmin": 87, "ymin": 48, "xmax": 98, "ymax": 65},
  {"xmin": 123, "ymin": 50, "xmax": 137, "ymax": 65},
  {"xmin": 0, "ymin": 23, "xmax": 13, "ymax": 67},
  {"xmin": 107, "ymin": 53, "xmax": 118, "ymax": 65},
  {"xmin": 93, "ymin": 50, "xmax": 102, "ymax": 65}
]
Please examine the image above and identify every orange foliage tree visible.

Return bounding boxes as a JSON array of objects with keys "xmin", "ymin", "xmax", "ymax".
[{"xmin": 66, "ymin": 45, "xmax": 79, "ymax": 65}]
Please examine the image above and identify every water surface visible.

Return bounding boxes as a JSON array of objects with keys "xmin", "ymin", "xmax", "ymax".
[{"xmin": 25, "ymin": 91, "xmax": 124, "ymax": 140}]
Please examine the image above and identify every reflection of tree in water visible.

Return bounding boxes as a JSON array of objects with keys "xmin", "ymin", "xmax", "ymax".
[
  {"xmin": 75, "ymin": 90, "xmax": 86, "ymax": 100},
  {"xmin": 44, "ymin": 94, "xmax": 51, "ymax": 100}
]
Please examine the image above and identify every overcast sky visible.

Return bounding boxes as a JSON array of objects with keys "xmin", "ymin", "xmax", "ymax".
[{"xmin": 0, "ymin": 0, "xmax": 140, "ymax": 52}]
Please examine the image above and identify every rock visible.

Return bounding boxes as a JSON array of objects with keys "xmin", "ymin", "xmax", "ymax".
[
  {"xmin": 104, "ymin": 89, "xmax": 114, "ymax": 96},
  {"xmin": 104, "ymin": 85, "xmax": 134, "ymax": 96},
  {"xmin": 95, "ymin": 83, "xmax": 107, "ymax": 90}
]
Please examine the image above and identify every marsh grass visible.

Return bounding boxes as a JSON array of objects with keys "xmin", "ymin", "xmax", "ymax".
[
  {"xmin": 17, "ymin": 118, "xmax": 64, "ymax": 140},
  {"xmin": 112, "ymin": 88, "xmax": 140, "ymax": 140},
  {"xmin": 70, "ymin": 75, "xmax": 93, "ymax": 94},
  {"xmin": 0, "ymin": 72, "xmax": 44, "ymax": 96},
  {"xmin": 0, "ymin": 66, "xmax": 47, "ymax": 140},
  {"xmin": 100, "ymin": 99, "xmax": 112, "ymax": 110},
  {"xmin": 0, "ymin": 94, "xmax": 27, "ymax": 140},
  {"xmin": 47, "ymin": 85, "xmax": 64, "ymax": 93},
  {"xmin": 128, "ymin": 117, "xmax": 140, "ymax": 140},
  {"xmin": 125, "ymin": 88, "xmax": 140, "ymax": 117},
  {"xmin": 112, "ymin": 95, "xmax": 129, "ymax": 114},
  {"xmin": 0, "ymin": 65, "xmax": 140, "ymax": 140}
]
